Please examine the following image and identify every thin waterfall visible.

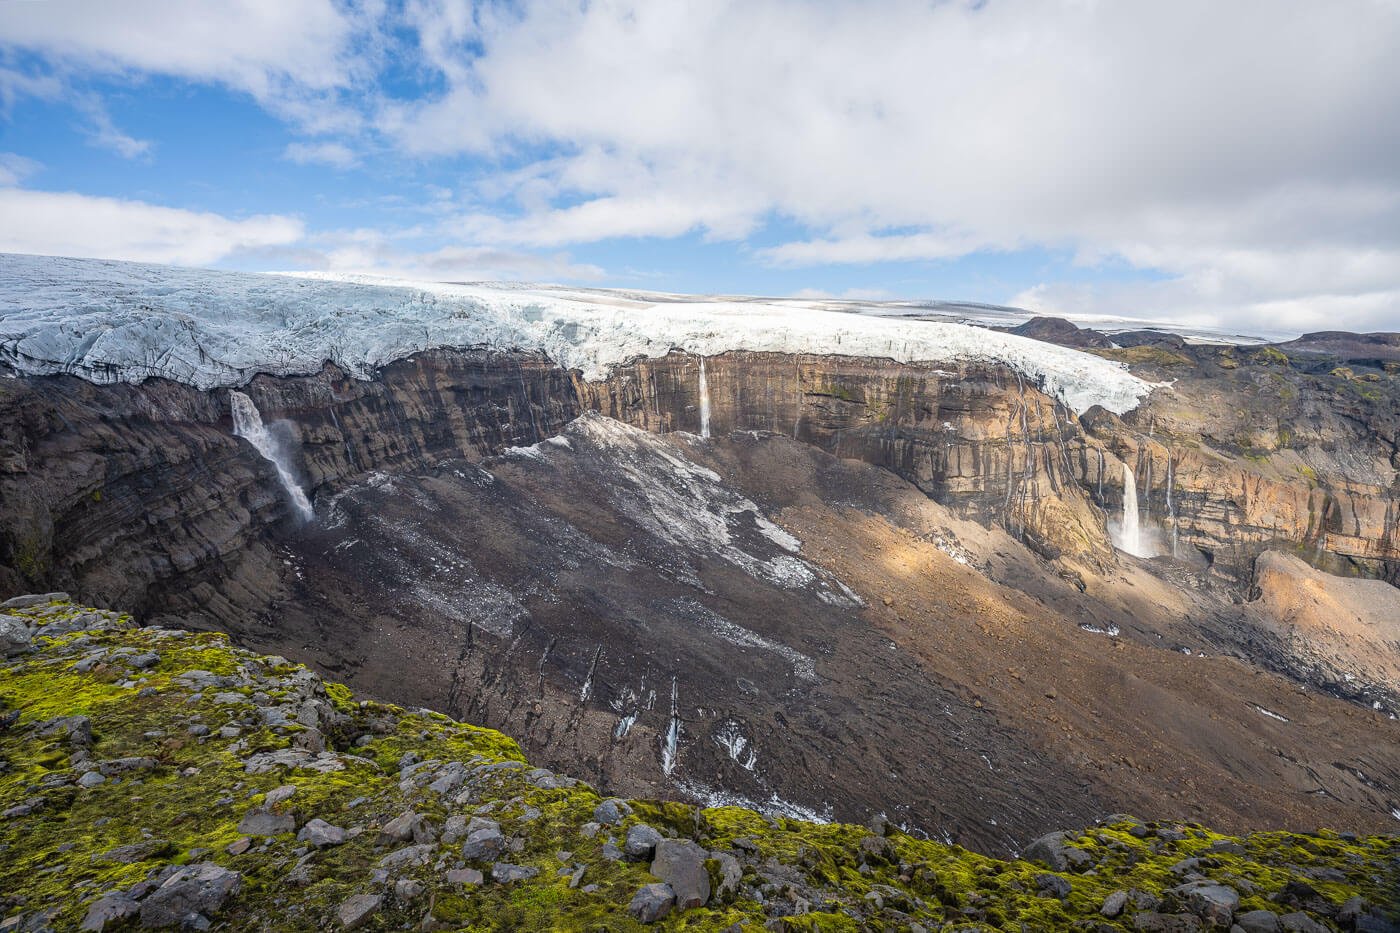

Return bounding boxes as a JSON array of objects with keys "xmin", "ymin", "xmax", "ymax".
[
  {"xmin": 230, "ymin": 391, "xmax": 314, "ymax": 523},
  {"xmin": 661, "ymin": 676, "xmax": 680, "ymax": 775},
  {"xmin": 1115, "ymin": 462, "xmax": 1149, "ymax": 557},
  {"xmin": 1096, "ymin": 447, "xmax": 1105, "ymax": 503},
  {"xmin": 698, "ymin": 357, "xmax": 711, "ymax": 438},
  {"xmin": 1166, "ymin": 453, "xmax": 1178, "ymax": 556}
]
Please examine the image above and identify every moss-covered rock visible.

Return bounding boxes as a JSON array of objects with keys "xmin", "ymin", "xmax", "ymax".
[{"xmin": 0, "ymin": 598, "xmax": 1396, "ymax": 931}]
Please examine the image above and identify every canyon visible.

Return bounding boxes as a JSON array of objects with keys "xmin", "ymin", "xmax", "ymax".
[{"xmin": 1, "ymin": 256, "xmax": 1398, "ymax": 859}]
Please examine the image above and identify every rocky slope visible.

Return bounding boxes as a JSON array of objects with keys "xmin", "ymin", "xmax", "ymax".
[{"xmin": 1, "ymin": 596, "xmax": 1396, "ymax": 932}]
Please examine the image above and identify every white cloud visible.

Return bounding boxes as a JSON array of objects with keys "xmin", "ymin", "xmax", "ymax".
[
  {"xmin": 283, "ymin": 141, "xmax": 359, "ymax": 169},
  {"xmin": 0, "ymin": 188, "xmax": 304, "ymax": 266},
  {"xmin": 0, "ymin": 0, "xmax": 370, "ymax": 130},
  {"xmin": 0, "ymin": 153, "xmax": 41, "ymax": 187},
  {"xmin": 376, "ymin": 0, "xmax": 1400, "ymax": 330},
  {"xmin": 5, "ymin": 1, "xmax": 1400, "ymax": 329},
  {"xmin": 75, "ymin": 98, "xmax": 151, "ymax": 159},
  {"xmin": 291, "ymin": 228, "xmax": 606, "ymax": 283}
]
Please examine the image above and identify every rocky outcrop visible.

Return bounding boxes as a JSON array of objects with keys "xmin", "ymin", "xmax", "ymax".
[{"xmin": 1, "ymin": 596, "xmax": 1395, "ymax": 931}]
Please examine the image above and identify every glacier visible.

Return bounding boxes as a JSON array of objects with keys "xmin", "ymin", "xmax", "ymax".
[{"xmin": 0, "ymin": 252, "xmax": 1154, "ymax": 415}]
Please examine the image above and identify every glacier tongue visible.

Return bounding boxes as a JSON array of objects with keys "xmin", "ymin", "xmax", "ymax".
[{"xmin": 0, "ymin": 253, "xmax": 1155, "ymax": 415}]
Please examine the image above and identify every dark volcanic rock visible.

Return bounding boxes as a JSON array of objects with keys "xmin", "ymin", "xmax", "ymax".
[{"xmin": 1009, "ymin": 316, "xmax": 1114, "ymax": 349}]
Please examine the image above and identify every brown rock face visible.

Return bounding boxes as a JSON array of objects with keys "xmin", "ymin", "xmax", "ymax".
[{"xmin": 580, "ymin": 351, "xmax": 1114, "ymax": 577}]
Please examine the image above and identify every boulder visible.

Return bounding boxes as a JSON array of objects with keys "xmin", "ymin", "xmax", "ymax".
[
  {"xmin": 379, "ymin": 809, "xmax": 432, "ymax": 844},
  {"xmin": 1102, "ymin": 890, "xmax": 1129, "ymax": 918},
  {"xmin": 297, "ymin": 818, "xmax": 347, "ymax": 847},
  {"xmin": 1, "ymin": 593, "xmax": 68, "ymax": 609},
  {"xmin": 1234, "ymin": 911, "xmax": 1283, "ymax": 933},
  {"xmin": 1132, "ymin": 913, "xmax": 1204, "ymax": 932},
  {"xmin": 0, "ymin": 616, "xmax": 31, "ymax": 657},
  {"xmin": 1171, "ymin": 881, "xmax": 1238, "ymax": 927},
  {"xmin": 1035, "ymin": 873, "xmax": 1072, "ymax": 900},
  {"xmin": 80, "ymin": 895, "xmax": 139, "ymax": 931},
  {"xmin": 137, "ymin": 863, "xmax": 241, "ymax": 928},
  {"xmin": 650, "ymin": 839, "xmax": 711, "ymax": 909},
  {"xmin": 491, "ymin": 862, "xmax": 539, "ymax": 883},
  {"xmin": 593, "ymin": 798, "xmax": 631, "ymax": 825},
  {"xmin": 624, "ymin": 823, "xmax": 663, "ymax": 859},
  {"xmin": 237, "ymin": 808, "xmax": 294, "ymax": 836},
  {"xmin": 628, "ymin": 883, "xmax": 676, "ymax": 923},
  {"xmin": 1024, "ymin": 831, "xmax": 1093, "ymax": 872},
  {"xmin": 461, "ymin": 819, "xmax": 505, "ymax": 860},
  {"xmin": 336, "ymin": 893, "xmax": 382, "ymax": 930},
  {"xmin": 445, "ymin": 868, "xmax": 483, "ymax": 886}
]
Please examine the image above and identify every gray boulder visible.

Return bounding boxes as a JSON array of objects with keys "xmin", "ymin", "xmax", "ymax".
[
  {"xmin": 1171, "ymin": 881, "xmax": 1238, "ymax": 927},
  {"xmin": 629, "ymin": 883, "xmax": 676, "ymax": 923},
  {"xmin": 650, "ymin": 839, "xmax": 711, "ymax": 909},
  {"xmin": 491, "ymin": 862, "xmax": 539, "ymax": 883},
  {"xmin": 379, "ymin": 809, "xmax": 432, "ymax": 844},
  {"xmin": 624, "ymin": 823, "xmax": 663, "ymax": 859},
  {"xmin": 1279, "ymin": 914, "xmax": 1329, "ymax": 933},
  {"xmin": 0, "ymin": 616, "xmax": 31, "ymax": 657},
  {"xmin": 237, "ymin": 808, "xmax": 294, "ymax": 836},
  {"xmin": 80, "ymin": 895, "xmax": 139, "ymax": 931},
  {"xmin": 2, "ymin": 593, "xmax": 68, "ymax": 609},
  {"xmin": 1102, "ymin": 890, "xmax": 1129, "ymax": 918},
  {"xmin": 1024, "ymin": 830, "xmax": 1092, "ymax": 872},
  {"xmin": 1132, "ymin": 913, "xmax": 1204, "ymax": 932},
  {"xmin": 337, "ymin": 893, "xmax": 382, "ymax": 930},
  {"xmin": 297, "ymin": 818, "xmax": 347, "ymax": 847},
  {"xmin": 461, "ymin": 818, "xmax": 505, "ymax": 860},
  {"xmin": 1234, "ymin": 911, "xmax": 1283, "ymax": 933},
  {"xmin": 593, "ymin": 798, "xmax": 631, "ymax": 825},
  {"xmin": 137, "ymin": 863, "xmax": 241, "ymax": 928}
]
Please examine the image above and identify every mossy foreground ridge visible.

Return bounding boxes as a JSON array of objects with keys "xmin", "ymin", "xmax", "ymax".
[{"xmin": 0, "ymin": 596, "xmax": 1396, "ymax": 931}]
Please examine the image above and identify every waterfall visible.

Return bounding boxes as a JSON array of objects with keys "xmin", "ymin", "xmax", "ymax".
[
  {"xmin": 230, "ymin": 391, "xmax": 315, "ymax": 523},
  {"xmin": 661, "ymin": 676, "xmax": 680, "ymax": 776},
  {"xmin": 1114, "ymin": 462, "xmax": 1151, "ymax": 557},
  {"xmin": 1166, "ymin": 454, "xmax": 1178, "ymax": 556},
  {"xmin": 698, "ymin": 357, "xmax": 711, "ymax": 439},
  {"xmin": 1096, "ymin": 448, "xmax": 1105, "ymax": 503}
]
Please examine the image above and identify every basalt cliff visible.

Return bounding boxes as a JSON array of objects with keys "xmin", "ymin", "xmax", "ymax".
[{"xmin": 1, "ymin": 255, "xmax": 1398, "ymax": 905}]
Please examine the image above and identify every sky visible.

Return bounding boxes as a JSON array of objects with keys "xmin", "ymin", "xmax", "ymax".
[{"xmin": 0, "ymin": 0, "xmax": 1398, "ymax": 335}]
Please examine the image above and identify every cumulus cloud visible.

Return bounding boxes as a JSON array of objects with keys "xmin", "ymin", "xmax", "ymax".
[
  {"xmin": 0, "ymin": 188, "xmax": 304, "ymax": 266},
  {"xmin": 4, "ymin": 0, "xmax": 1400, "ymax": 329},
  {"xmin": 377, "ymin": 0, "xmax": 1400, "ymax": 330}
]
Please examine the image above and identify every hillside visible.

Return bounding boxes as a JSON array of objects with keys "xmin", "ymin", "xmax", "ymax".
[{"xmin": 1, "ymin": 596, "xmax": 1396, "ymax": 931}]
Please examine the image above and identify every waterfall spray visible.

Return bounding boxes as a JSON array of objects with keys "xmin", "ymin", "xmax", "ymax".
[
  {"xmin": 1114, "ymin": 462, "xmax": 1153, "ymax": 557},
  {"xmin": 697, "ymin": 357, "xmax": 711, "ymax": 439},
  {"xmin": 230, "ymin": 391, "xmax": 314, "ymax": 523}
]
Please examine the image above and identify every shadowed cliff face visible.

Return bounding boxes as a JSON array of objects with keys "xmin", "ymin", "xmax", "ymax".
[{"xmin": 0, "ymin": 349, "xmax": 580, "ymax": 614}]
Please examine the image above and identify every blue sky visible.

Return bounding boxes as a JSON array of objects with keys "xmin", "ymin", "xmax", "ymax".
[{"xmin": 1, "ymin": 1, "xmax": 1397, "ymax": 334}]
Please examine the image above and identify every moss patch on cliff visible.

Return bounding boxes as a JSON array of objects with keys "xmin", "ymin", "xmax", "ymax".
[{"xmin": 0, "ymin": 599, "xmax": 1396, "ymax": 931}]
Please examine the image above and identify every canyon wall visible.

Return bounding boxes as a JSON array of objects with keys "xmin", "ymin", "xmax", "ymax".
[{"xmin": 3, "ymin": 346, "xmax": 1397, "ymax": 621}]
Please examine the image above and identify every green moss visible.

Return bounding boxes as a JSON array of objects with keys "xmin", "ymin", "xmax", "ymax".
[{"xmin": 1, "ymin": 605, "xmax": 1396, "ymax": 931}]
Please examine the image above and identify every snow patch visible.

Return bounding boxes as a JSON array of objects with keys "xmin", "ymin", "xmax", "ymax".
[
  {"xmin": 0, "ymin": 253, "xmax": 1154, "ymax": 415},
  {"xmin": 1254, "ymin": 705, "xmax": 1290, "ymax": 722}
]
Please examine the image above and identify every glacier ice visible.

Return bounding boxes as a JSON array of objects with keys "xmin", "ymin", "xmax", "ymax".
[{"xmin": 0, "ymin": 253, "xmax": 1157, "ymax": 415}]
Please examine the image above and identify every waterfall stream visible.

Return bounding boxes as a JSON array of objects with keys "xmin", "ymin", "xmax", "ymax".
[
  {"xmin": 1113, "ymin": 462, "xmax": 1153, "ymax": 557},
  {"xmin": 698, "ymin": 357, "xmax": 711, "ymax": 438},
  {"xmin": 230, "ymin": 391, "xmax": 314, "ymax": 523}
]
